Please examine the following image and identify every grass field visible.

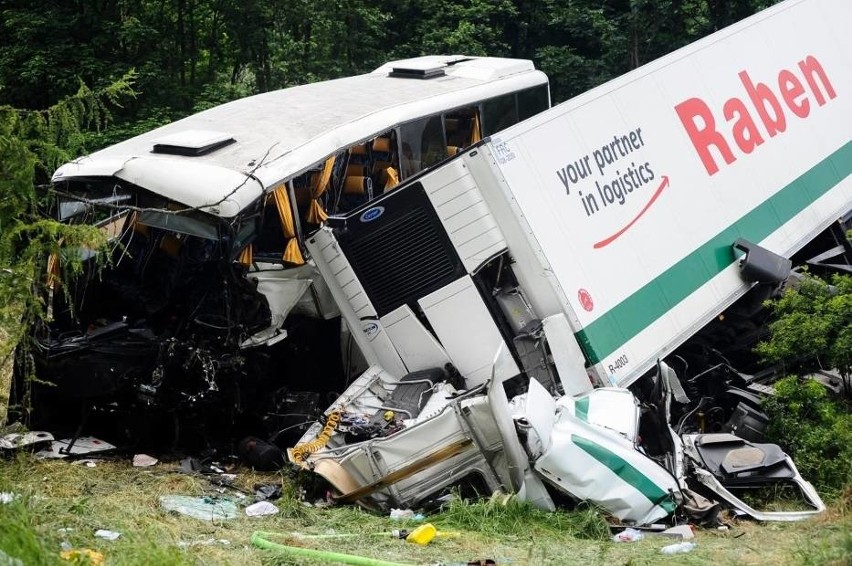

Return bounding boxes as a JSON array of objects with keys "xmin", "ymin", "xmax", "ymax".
[{"xmin": 0, "ymin": 455, "xmax": 849, "ymax": 565}]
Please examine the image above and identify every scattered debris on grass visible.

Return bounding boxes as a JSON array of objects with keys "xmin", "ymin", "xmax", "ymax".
[
  {"xmin": 132, "ymin": 454, "xmax": 157, "ymax": 467},
  {"xmin": 245, "ymin": 501, "xmax": 279, "ymax": 517},
  {"xmin": 94, "ymin": 529, "xmax": 120, "ymax": 541},
  {"xmin": 158, "ymin": 495, "xmax": 238, "ymax": 521}
]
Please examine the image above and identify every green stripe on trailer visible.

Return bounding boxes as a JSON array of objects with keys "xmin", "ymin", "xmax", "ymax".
[
  {"xmin": 572, "ymin": 434, "xmax": 677, "ymax": 512},
  {"xmin": 577, "ymin": 140, "xmax": 852, "ymax": 364},
  {"xmin": 575, "ymin": 397, "xmax": 590, "ymax": 422}
]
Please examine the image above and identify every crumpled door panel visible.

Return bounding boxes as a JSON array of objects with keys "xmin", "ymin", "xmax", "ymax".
[{"xmin": 683, "ymin": 434, "xmax": 825, "ymax": 521}]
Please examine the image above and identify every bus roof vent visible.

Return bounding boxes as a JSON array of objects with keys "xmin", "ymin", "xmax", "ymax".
[
  {"xmin": 152, "ymin": 130, "xmax": 236, "ymax": 156},
  {"xmin": 389, "ymin": 63, "xmax": 447, "ymax": 80}
]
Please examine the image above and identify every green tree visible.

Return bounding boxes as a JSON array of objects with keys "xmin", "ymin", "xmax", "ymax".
[
  {"xmin": 0, "ymin": 74, "xmax": 135, "ymax": 425},
  {"xmin": 756, "ymin": 273, "xmax": 852, "ymax": 396},
  {"xmin": 762, "ymin": 376, "xmax": 852, "ymax": 494}
]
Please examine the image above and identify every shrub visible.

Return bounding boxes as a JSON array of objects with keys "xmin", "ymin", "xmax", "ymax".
[{"xmin": 762, "ymin": 376, "xmax": 852, "ymax": 496}]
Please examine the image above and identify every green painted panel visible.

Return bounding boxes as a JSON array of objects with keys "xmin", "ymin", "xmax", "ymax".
[{"xmin": 572, "ymin": 434, "xmax": 677, "ymax": 512}]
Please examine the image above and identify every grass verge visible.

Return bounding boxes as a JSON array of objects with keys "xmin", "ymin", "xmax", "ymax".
[{"xmin": 0, "ymin": 454, "xmax": 849, "ymax": 565}]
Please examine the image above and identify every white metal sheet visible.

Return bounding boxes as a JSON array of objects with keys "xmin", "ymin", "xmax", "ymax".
[
  {"xmin": 380, "ymin": 304, "xmax": 452, "ymax": 373},
  {"xmin": 419, "ymin": 276, "xmax": 518, "ymax": 386}
]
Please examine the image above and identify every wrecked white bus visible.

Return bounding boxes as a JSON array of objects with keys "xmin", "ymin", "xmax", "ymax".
[
  {"xmin": 294, "ymin": 0, "xmax": 849, "ymax": 524},
  {"xmin": 22, "ymin": 56, "xmax": 550, "ymax": 447}
]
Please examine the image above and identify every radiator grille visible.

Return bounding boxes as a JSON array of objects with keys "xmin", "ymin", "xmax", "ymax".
[{"xmin": 339, "ymin": 184, "xmax": 464, "ymax": 317}]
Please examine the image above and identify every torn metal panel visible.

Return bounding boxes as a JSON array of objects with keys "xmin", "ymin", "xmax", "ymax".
[
  {"xmin": 535, "ymin": 396, "xmax": 680, "ymax": 525},
  {"xmin": 683, "ymin": 434, "xmax": 826, "ymax": 521},
  {"xmin": 557, "ymin": 388, "xmax": 641, "ymax": 443}
]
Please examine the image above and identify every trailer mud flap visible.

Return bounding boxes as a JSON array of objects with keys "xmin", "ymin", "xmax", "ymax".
[{"xmin": 683, "ymin": 434, "xmax": 825, "ymax": 521}]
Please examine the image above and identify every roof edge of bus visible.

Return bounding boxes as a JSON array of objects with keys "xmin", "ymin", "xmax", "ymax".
[
  {"xmin": 372, "ymin": 56, "xmax": 536, "ymax": 82},
  {"xmin": 53, "ymin": 155, "xmax": 264, "ymax": 219}
]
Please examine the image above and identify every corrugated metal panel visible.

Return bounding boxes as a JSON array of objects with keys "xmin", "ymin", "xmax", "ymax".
[{"xmin": 424, "ymin": 160, "xmax": 508, "ymax": 271}]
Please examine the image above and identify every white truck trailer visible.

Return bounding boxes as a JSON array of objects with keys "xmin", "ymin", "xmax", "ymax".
[
  {"xmin": 311, "ymin": 0, "xmax": 851, "ymax": 394},
  {"xmin": 296, "ymin": 0, "xmax": 848, "ymax": 523}
]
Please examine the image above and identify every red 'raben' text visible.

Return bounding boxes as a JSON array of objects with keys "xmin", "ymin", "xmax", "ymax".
[{"xmin": 675, "ymin": 55, "xmax": 836, "ymax": 176}]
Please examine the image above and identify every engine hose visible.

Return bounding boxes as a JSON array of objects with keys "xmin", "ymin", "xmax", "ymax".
[
  {"xmin": 291, "ymin": 411, "xmax": 341, "ymax": 463},
  {"xmin": 251, "ymin": 531, "xmax": 415, "ymax": 566}
]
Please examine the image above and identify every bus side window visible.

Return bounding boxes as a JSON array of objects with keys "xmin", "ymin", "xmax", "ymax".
[
  {"xmin": 482, "ymin": 93, "xmax": 518, "ymax": 137},
  {"xmin": 371, "ymin": 133, "xmax": 400, "ymax": 193},
  {"xmin": 398, "ymin": 115, "xmax": 446, "ymax": 179},
  {"xmin": 518, "ymin": 84, "xmax": 550, "ymax": 121},
  {"xmin": 444, "ymin": 107, "xmax": 480, "ymax": 155}
]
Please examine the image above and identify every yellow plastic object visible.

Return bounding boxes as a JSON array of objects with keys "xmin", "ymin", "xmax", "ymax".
[
  {"xmin": 291, "ymin": 411, "xmax": 341, "ymax": 464},
  {"xmin": 405, "ymin": 523, "xmax": 437, "ymax": 546},
  {"xmin": 60, "ymin": 548, "xmax": 105, "ymax": 565}
]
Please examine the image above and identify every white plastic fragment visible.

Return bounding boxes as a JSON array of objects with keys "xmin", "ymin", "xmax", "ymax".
[
  {"xmin": 36, "ymin": 437, "xmax": 116, "ymax": 459},
  {"xmin": 0, "ymin": 431, "xmax": 53, "ymax": 450},
  {"xmin": 662, "ymin": 525, "xmax": 695, "ymax": 540},
  {"xmin": 660, "ymin": 541, "xmax": 697, "ymax": 554},
  {"xmin": 612, "ymin": 527, "xmax": 644, "ymax": 542},
  {"xmin": 132, "ymin": 454, "xmax": 158, "ymax": 467},
  {"xmin": 0, "ymin": 492, "xmax": 18, "ymax": 504},
  {"xmin": 94, "ymin": 529, "xmax": 121, "ymax": 541},
  {"xmin": 245, "ymin": 501, "xmax": 279, "ymax": 517}
]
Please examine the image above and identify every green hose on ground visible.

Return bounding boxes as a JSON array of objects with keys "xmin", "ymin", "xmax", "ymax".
[{"xmin": 251, "ymin": 531, "xmax": 417, "ymax": 566}]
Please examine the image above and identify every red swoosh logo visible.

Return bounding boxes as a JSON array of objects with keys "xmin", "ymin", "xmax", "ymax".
[{"xmin": 593, "ymin": 175, "xmax": 670, "ymax": 249}]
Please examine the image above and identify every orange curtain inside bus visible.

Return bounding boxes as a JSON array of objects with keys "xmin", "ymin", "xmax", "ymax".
[
  {"xmin": 238, "ymin": 244, "xmax": 253, "ymax": 266},
  {"xmin": 272, "ymin": 184, "xmax": 305, "ymax": 264},
  {"xmin": 306, "ymin": 156, "xmax": 335, "ymax": 224},
  {"xmin": 469, "ymin": 111, "xmax": 482, "ymax": 144}
]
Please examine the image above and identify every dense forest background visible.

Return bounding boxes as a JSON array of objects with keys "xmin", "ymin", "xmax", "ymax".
[{"xmin": 0, "ymin": 0, "xmax": 778, "ymax": 147}]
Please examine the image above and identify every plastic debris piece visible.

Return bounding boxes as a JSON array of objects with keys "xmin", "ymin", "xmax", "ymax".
[
  {"xmin": 94, "ymin": 529, "xmax": 120, "ymax": 541},
  {"xmin": 132, "ymin": 454, "xmax": 158, "ymax": 467},
  {"xmin": 36, "ymin": 437, "xmax": 116, "ymax": 459},
  {"xmin": 73, "ymin": 459, "xmax": 97, "ymax": 468},
  {"xmin": 254, "ymin": 484, "xmax": 282, "ymax": 501},
  {"xmin": 662, "ymin": 525, "xmax": 695, "ymax": 540},
  {"xmin": 159, "ymin": 495, "xmax": 238, "ymax": 521},
  {"xmin": 612, "ymin": 528, "xmax": 644, "ymax": 542},
  {"xmin": 60, "ymin": 549, "xmax": 105, "ymax": 565},
  {"xmin": 180, "ymin": 457, "xmax": 223, "ymax": 475},
  {"xmin": 0, "ymin": 492, "xmax": 18, "ymax": 504},
  {"xmin": 389, "ymin": 508, "xmax": 425, "ymax": 520},
  {"xmin": 405, "ymin": 523, "xmax": 437, "ymax": 545},
  {"xmin": 0, "ymin": 431, "xmax": 53, "ymax": 451},
  {"xmin": 660, "ymin": 541, "xmax": 697, "ymax": 555},
  {"xmin": 246, "ymin": 501, "xmax": 279, "ymax": 517},
  {"xmin": 60, "ymin": 549, "xmax": 104, "ymax": 565}
]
